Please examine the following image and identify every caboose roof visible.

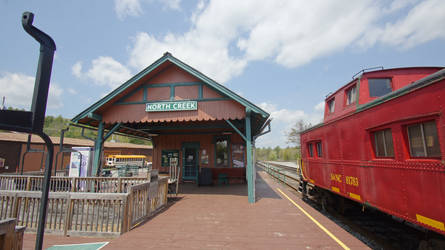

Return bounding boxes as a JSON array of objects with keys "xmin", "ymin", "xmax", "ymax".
[{"xmin": 325, "ymin": 66, "xmax": 443, "ymax": 101}]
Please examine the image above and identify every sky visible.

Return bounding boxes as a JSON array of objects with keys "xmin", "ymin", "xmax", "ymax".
[{"xmin": 1, "ymin": 0, "xmax": 445, "ymax": 148}]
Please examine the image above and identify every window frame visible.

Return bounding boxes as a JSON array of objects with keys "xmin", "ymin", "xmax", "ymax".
[
  {"xmin": 372, "ymin": 128, "xmax": 394, "ymax": 158},
  {"xmin": 406, "ymin": 120, "xmax": 441, "ymax": 158},
  {"xmin": 315, "ymin": 141, "xmax": 323, "ymax": 157},
  {"xmin": 214, "ymin": 135, "xmax": 230, "ymax": 168},
  {"xmin": 345, "ymin": 84, "xmax": 357, "ymax": 106},
  {"xmin": 327, "ymin": 98, "xmax": 335, "ymax": 113},
  {"xmin": 307, "ymin": 142, "xmax": 314, "ymax": 158},
  {"xmin": 368, "ymin": 78, "xmax": 393, "ymax": 97}
]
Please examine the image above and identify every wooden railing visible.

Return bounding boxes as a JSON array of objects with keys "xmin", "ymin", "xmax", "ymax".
[
  {"xmin": 127, "ymin": 178, "xmax": 168, "ymax": 231},
  {"xmin": 0, "ymin": 175, "xmax": 148, "ymax": 193},
  {"xmin": 0, "ymin": 177, "xmax": 169, "ymax": 237}
]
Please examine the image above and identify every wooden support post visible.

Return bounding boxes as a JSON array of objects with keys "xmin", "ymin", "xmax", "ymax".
[
  {"xmin": 245, "ymin": 108, "xmax": 255, "ymax": 203},
  {"xmin": 92, "ymin": 121, "xmax": 104, "ymax": 177},
  {"xmin": 64, "ymin": 195, "xmax": 73, "ymax": 236}
]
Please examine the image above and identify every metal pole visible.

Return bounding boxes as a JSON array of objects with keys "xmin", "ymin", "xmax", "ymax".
[{"xmin": 35, "ymin": 132, "xmax": 54, "ymax": 250}]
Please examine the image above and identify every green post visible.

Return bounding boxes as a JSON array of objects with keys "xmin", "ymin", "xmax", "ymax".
[
  {"xmin": 92, "ymin": 121, "xmax": 104, "ymax": 176},
  {"xmin": 246, "ymin": 108, "xmax": 254, "ymax": 203}
]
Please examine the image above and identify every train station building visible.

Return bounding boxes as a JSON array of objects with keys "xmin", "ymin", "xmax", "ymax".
[{"xmin": 71, "ymin": 52, "xmax": 271, "ymax": 202}]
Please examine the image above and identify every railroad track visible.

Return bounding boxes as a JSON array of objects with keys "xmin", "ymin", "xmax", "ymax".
[{"xmin": 257, "ymin": 161, "xmax": 444, "ymax": 250}]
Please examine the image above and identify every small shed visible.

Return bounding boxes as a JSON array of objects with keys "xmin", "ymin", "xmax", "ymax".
[{"xmin": 72, "ymin": 52, "xmax": 270, "ymax": 202}]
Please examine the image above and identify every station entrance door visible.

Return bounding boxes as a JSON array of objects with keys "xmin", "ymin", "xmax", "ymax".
[{"xmin": 182, "ymin": 142, "xmax": 199, "ymax": 182}]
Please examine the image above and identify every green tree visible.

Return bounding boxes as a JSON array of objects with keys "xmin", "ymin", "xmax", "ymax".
[{"xmin": 286, "ymin": 119, "xmax": 312, "ymax": 147}]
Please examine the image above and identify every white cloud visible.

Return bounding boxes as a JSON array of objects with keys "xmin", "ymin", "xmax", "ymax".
[
  {"xmin": 72, "ymin": 61, "xmax": 82, "ymax": 78},
  {"xmin": 124, "ymin": 0, "xmax": 445, "ymax": 85},
  {"xmin": 72, "ymin": 56, "xmax": 133, "ymax": 89},
  {"xmin": 115, "ymin": 0, "xmax": 143, "ymax": 20},
  {"xmin": 67, "ymin": 88, "xmax": 78, "ymax": 95},
  {"xmin": 314, "ymin": 102, "xmax": 324, "ymax": 112},
  {"xmin": 128, "ymin": 32, "xmax": 247, "ymax": 83},
  {"xmin": 256, "ymin": 102, "xmax": 323, "ymax": 147},
  {"xmin": 159, "ymin": 0, "xmax": 181, "ymax": 10},
  {"xmin": 127, "ymin": 1, "xmax": 379, "ymax": 82},
  {"xmin": 359, "ymin": 0, "xmax": 445, "ymax": 49},
  {"xmin": 0, "ymin": 72, "xmax": 63, "ymax": 110},
  {"xmin": 114, "ymin": 0, "xmax": 182, "ymax": 19}
]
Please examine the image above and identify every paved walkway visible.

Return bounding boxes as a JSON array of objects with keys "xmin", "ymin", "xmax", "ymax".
[{"xmin": 24, "ymin": 169, "xmax": 368, "ymax": 249}]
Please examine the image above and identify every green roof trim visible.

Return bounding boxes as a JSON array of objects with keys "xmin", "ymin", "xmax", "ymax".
[{"xmin": 72, "ymin": 52, "xmax": 269, "ymax": 123}]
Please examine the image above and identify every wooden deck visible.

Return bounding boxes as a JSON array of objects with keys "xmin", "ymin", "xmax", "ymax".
[{"xmin": 23, "ymin": 168, "xmax": 369, "ymax": 249}]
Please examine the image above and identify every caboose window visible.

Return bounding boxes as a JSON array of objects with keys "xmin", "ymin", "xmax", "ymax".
[
  {"xmin": 308, "ymin": 143, "xmax": 313, "ymax": 157},
  {"xmin": 368, "ymin": 78, "xmax": 392, "ymax": 97},
  {"xmin": 407, "ymin": 121, "xmax": 441, "ymax": 158},
  {"xmin": 373, "ymin": 129, "xmax": 394, "ymax": 157},
  {"xmin": 327, "ymin": 99, "xmax": 335, "ymax": 113},
  {"xmin": 316, "ymin": 142, "xmax": 323, "ymax": 157},
  {"xmin": 346, "ymin": 85, "xmax": 357, "ymax": 105}
]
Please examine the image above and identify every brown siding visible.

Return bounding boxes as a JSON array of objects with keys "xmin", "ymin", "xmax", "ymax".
[
  {"xmin": 1, "ymin": 141, "xmax": 152, "ymax": 174},
  {"xmin": 146, "ymin": 87, "xmax": 170, "ymax": 101},
  {"xmin": 148, "ymin": 64, "xmax": 200, "ymax": 84},
  {"xmin": 175, "ymin": 85, "xmax": 199, "ymax": 100},
  {"xmin": 102, "ymin": 100, "xmax": 245, "ymax": 123},
  {"xmin": 125, "ymin": 88, "xmax": 144, "ymax": 102},
  {"xmin": 203, "ymin": 85, "xmax": 223, "ymax": 99},
  {"xmin": 0, "ymin": 142, "xmax": 21, "ymax": 173}
]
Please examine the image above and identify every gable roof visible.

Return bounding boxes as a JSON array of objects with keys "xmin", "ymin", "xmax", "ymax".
[{"xmin": 72, "ymin": 52, "xmax": 269, "ymax": 125}]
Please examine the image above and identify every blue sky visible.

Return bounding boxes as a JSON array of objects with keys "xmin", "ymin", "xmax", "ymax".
[{"xmin": 1, "ymin": 0, "xmax": 444, "ymax": 148}]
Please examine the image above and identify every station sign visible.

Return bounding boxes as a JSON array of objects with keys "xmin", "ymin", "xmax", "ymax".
[{"xmin": 145, "ymin": 101, "xmax": 198, "ymax": 112}]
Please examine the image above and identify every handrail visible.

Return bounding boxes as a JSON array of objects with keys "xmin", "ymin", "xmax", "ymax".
[{"xmin": 257, "ymin": 162, "xmax": 300, "ymax": 192}]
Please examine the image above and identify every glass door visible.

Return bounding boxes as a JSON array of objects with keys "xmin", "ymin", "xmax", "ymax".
[{"xmin": 182, "ymin": 143, "xmax": 199, "ymax": 181}]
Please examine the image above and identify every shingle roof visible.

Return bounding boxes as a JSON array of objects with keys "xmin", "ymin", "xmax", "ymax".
[{"xmin": 0, "ymin": 132, "xmax": 152, "ymax": 149}]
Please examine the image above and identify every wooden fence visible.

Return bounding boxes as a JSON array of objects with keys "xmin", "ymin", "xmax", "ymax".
[
  {"xmin": 0, "ymin": 175, "xmax": 148, "ymax": 193},
  {"xmin": 0, "ymin": 177, "xmax": 168, "ymax": 237}
]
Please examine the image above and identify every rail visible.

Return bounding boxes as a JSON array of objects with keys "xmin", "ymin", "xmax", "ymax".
[
  {"xmin": 0, "ymin": 175, "xmax": 148, "ymax": 193},
  {"xmin": 0, "ymin": 177, "xmax": 169, "ymax": 237},
  {"xmin": 127, "ymin": 178, "xmax": 168, "ymax": 230},
  {"xmin": 257, "ymin": 161, "xmax": 301, "ymax": 192}
]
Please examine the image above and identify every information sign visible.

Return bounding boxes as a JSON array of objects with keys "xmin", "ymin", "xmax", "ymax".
[{"xmin": 146, "ymin": 101, "xmax": 198, "ymax": 112}]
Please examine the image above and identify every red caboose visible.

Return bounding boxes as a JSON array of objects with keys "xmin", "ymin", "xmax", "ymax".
[{"xmin": 300, "ymin": 67, "xmax": 445, "ymax": 235}]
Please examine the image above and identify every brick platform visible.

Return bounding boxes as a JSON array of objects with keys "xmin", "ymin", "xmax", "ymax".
[{"xmin": 24, "ymin": 168, "xmax": 369, "ymax": 249}]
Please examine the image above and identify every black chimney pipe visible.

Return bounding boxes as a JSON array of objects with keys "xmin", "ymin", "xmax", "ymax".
[{"xmin": 22, "ymin": 12, "xmax": 56, "ymax": 132}]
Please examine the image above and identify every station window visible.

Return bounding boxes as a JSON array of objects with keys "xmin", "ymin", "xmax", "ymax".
[
  {"xmin": 316, "ymin": 141, "xmax": 323, "ymax": 157},
  {"xmin": 215, "ymin": 136, "xmax": 229, "ymax": 167},
  {"xmin": 373, "ymin": 129, "xmax": 394, "ymax": 157},
  {"xmin": 346, "ymin": 85, "xmax": 357, "ymax": 105},
  {"xmin": 368, "ymin": 78, "xmax": 392, "ymax": 97},
  {"xmin": 308, "ymin": 143, "xmax": 314, "ymax": 157},
  {"xmin": 407, "ymin": 121, "xmax": 441, "ymax": 158},
  {"xmin": 327, "ymin": 98, "xmax": 335, "ymax": 113}
]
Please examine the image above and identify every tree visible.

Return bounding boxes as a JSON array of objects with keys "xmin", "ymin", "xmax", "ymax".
[{"xmin": 286, "ymin": 119, "xmax": 312, "ymax": 147}]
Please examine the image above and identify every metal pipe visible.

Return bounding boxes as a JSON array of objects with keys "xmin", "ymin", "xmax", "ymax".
[
  {"xmin": 35, "ymin": 132, "xmax": 54, "ymax": 250},
  {"xmin": 22, "ymin": 12, "xmax": 56, "ymax": 133},
  {"xmin": 21, "ymin": 12, "xmax": 56, "ymax": 250}
]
